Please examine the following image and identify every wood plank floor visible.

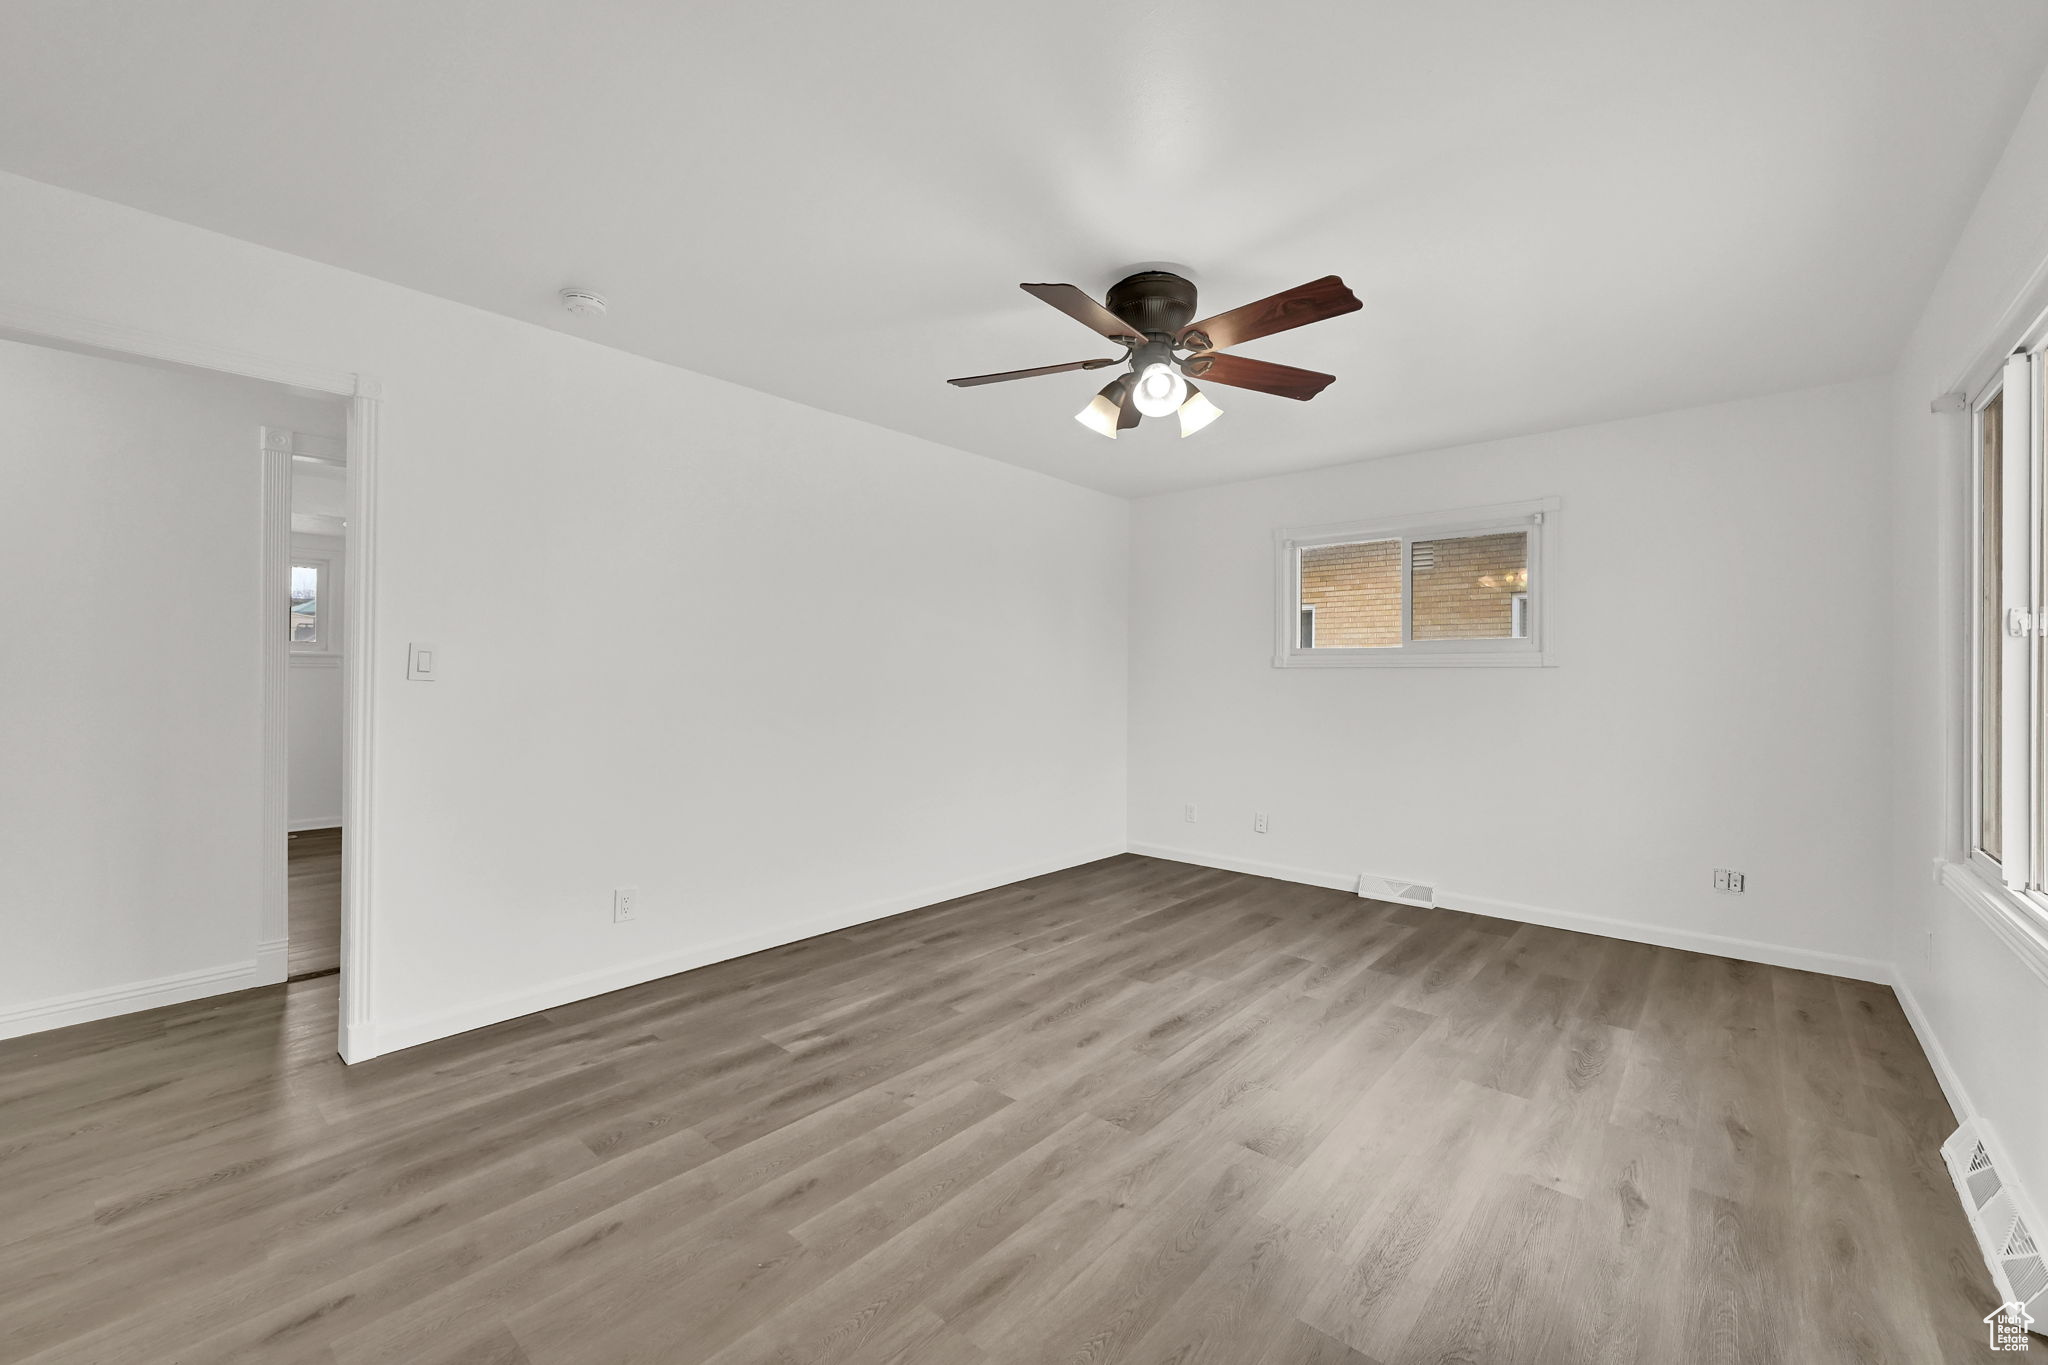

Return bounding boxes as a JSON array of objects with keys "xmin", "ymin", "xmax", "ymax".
[
  {"xmin": 287, "ymin": 827, "xmax": 342, "ymax": 979},
  {"xmin": 0, "ymin": 855, "xmax": 1996, "ymax": 1364}
]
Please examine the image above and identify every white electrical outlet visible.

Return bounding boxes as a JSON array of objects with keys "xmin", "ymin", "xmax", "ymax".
[
  {"xmin": 613, "ymin": 886, "xmax": 640, "ymax": 922},
  {"xmin": 1713, "ymin": 869, "xmax": 1746, "ymax": 894},
  {"xmin": 1254, "ymin": 811, "xmax": 1269, "ymax": 834},
  {"xmin": 1184, "ymin": 803, "xmax": 1198, "ymax": 823}
]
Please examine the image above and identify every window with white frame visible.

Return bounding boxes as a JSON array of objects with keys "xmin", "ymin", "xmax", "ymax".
[
  {"xmin": 1274, "ymin": 499, "xmax": 1556, "ymax": 667},
  {"xmin": 1967, "ymin": 346, "xmax": 2048, "ymax": 900},
  {"xmin": 288, "ymin": 551, "xmax": 339, "ymax": 658},
  {"xmin": 290, "ymin": 561, "xmax": 324, "ymax": 645},
  {"xmin": 288, "ymin": 532, "xmax": 343, "ymax": 660}
]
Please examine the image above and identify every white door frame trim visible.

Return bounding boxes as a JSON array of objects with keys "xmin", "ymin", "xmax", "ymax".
[
  {"xmin": 339, "ymin": 391, "xmax": 379, "ymax": 1062},
  {"xmin": 0, "ymin": 298, "xmax": 381, "ymax": 1063},
  {"xmin": 260, "ymin": 430, "xmax": 293, "ymax": 980}
]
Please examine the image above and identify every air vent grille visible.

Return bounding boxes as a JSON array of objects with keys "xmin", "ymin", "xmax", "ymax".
[
  {"xmin": 1970, "ymin": 1155, "xmax": 2006, "ymax": 1208},
  {"xmin": 2010, "ymin": 1246, "xmax": 2048, "ymax": 1305},
  {"xmin": 1357, "ymin": 874, "xmax": 1436, "ymax": 908},
  {"xmin": 1944, "ymin": 1121, "xmax": 2048, "ymax": 1317}
]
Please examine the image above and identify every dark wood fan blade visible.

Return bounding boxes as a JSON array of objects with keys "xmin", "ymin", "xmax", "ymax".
[
  {"xmin": 947, "ymin": 357, "xmax": 1122, "ymax": 387},
  {"xmin": 1179, "ymin": 275, "xmax": 1360, "ymax": 352},
  {"xmin": 1181, "ymin": 351, "xmax": 1335, "ymax": 401},
  {"xmin": 1020, "ymin": 284, "xmax": 1149, "ymax": 345}
]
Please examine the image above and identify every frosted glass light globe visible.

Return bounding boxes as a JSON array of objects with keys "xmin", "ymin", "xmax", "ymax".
[{"xmin": 1132, "ymin": 361, "xmax": 1187, "ymax": 418}]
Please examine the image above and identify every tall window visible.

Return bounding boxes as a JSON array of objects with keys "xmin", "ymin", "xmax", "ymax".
[
  {"xmin": 1976, "ymin": 388, "xmax": 2003, "ymax": 862},
  {"xmin": 290, "ymin": 562, "xmax": 322, "ymax": 645},
  {"xmin": 1275, "ymin": 499, "xmax": 1555, "ymax": 667},
  {"xmin": 1967, "ymin": 347, "xmax": 2048, "ymax": 903},
  {"xmin": 289, "ymin": 554, "xmax": 337, "ymax": 656}
]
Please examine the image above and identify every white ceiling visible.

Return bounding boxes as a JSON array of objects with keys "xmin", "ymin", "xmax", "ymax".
[{"xmin": 2, "ymin": 1, "xmax": 2044, "ymax": 497}]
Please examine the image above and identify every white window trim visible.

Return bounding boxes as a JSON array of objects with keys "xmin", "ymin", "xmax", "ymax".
[
  {"xmin": 1967, "ymin": 366, "xmax": 2020, "ymax": 888},
  {"xmin": 1273, "ymin": 497, "xmax": 1558, "ymax": 668},
  {"xmin": 1939, "ymin": 860, "xmax": 2048, "ymax": 989},
  {"xmin": 1952, "ymin": 305, "xmax": 2048, "ymax": 978}
]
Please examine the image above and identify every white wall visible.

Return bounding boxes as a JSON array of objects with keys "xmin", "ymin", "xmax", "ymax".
[
  {"xmin": 1129, "ymin": 379, "xmax": 1894, "ymax": 978},
  {"xmin": 0, "ymin": 337, "xmax": 344, "ymax": 1033},
  {"xmin": 288, "ymin": 529, "xmax": 345, "ymax": 831},
  {"xmin": 0, "ymin": 169, "xmax": 1128, "ymax": 1057},
  {"xmin": 1888, "ymin": 62, "xmax": 2048, "ymax": 1218}
]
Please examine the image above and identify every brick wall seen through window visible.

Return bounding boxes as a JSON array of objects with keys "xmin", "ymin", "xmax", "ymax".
[
  {"xmin": 1299, "ymin": 538, "xmax": 1400, "ymax": 646},
  {"xmin": 1411, "ymin": 532, "xmax": 1528, "ymax": 640},
  {"xmin": 1298, "ymin": 531, "xmax": 1528, "ymax": 647}
]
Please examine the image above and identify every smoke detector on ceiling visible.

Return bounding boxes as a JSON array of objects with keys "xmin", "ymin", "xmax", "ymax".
[{"xmin": 559, "ymin": 288, "xmax": 608, "ymax": 318}]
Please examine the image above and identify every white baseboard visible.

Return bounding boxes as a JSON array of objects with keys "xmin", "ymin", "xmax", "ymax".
[
  {"xmin": 0, "ymin": 956, "xmax": 271, "ymax": 1042},
  {"xmin": 338, "ymin": 1018, "xmax": 376, "ymax": 1065},
  {"xmin": 1126, "ymin": 840, "xmax": 1891, "ymax": 984},
  {"xmin": 257, "ymin": 936, "xmax": 289, "ymax": 986},
  {"xmin": 1897, "ymin": 976, "xmax": 2048, "ymax": 1325},
  {"xmin": 1890, "ymin": 974, "xmax": 1972, "ymax": 1124},
  {"xmin": 288, "ymin": 816, "xmax": 343, "ymax": 833},
  {"xmin": 352, "ymin": 842, "xmax": 1127, "ymax": 1061},
  {"xmin": 1445, "ymin": 889, "xmax": 1890, "ymax": 983},
  {"xmin": 1126, "ymin": 842, "xmax": 1361, "ymax": 893}
]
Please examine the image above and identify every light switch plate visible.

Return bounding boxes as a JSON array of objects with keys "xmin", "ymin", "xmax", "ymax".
[{"xmin": 407, "ymin": 642, "xmax": 438, "ymax": 681}]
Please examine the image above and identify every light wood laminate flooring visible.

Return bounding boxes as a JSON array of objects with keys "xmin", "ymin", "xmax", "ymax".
[
  {"xmin": 287, "ymin": 827, "xmax": 341, "ymax": 979},
  {"xmin": 0, "ymin": 855, "xmax": 1994, "ymax": 1363}
]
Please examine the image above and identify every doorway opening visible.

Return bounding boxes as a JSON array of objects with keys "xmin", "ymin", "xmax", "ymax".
[
  {"xmin": 0, "ymin": 319, "xmax": 376, "ymax": 1061},
  {"xmin": 283, "ymin": 429, "xmax": 349, "ymax": 980}
]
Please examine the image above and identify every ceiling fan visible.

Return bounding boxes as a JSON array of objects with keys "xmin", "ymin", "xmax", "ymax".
[{"xmin": 948, "ymin": 270, "xmax": 1361, "ymax": 438}]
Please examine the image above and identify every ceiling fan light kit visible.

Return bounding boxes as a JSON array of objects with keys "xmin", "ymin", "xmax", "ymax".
[
  {"xmin": 1075, "ymin": 377, "xmax": 1130, "ymax": 439},
  {"xmin": 1128, "ymin": 339, "xmax": 1189, "ymax": 418},
  {"xmin": 949, "ymin": 269, "xmax": 1361, "ymax": 440},
  {"xmin": 1177, "ymin": 383, "xmax": 1223, "ymax": 438}
]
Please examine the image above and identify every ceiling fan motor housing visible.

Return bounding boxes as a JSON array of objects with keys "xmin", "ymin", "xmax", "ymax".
[{"xmin": 1105, "ymin": 271, "xmax": 1198, "ymax": 342}]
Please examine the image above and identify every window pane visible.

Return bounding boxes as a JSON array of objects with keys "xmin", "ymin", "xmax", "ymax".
[
  {"xmin": 291, "ymin": 563, "xmax": 320, "ymax": 644},
  {"xmin": 1980, "ymin": 391, "xmax": 2003, "ymax": 859},
  {"xmin": 1411, "ymin": 532, "xmax": 1529, "ymax": 641},
  {"xmin": 1298, "ymin": 540, "xmax": 1401, "ymax": 647}
]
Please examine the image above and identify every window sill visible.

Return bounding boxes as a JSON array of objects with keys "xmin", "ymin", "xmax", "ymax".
[
  {"xmin": 1274, "ymin": 649, "xmax": 1554, "ymax": 669},
  {"xmin": 1937, "ymin": 859, "xmax": 2048, "ymax": 988}
]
